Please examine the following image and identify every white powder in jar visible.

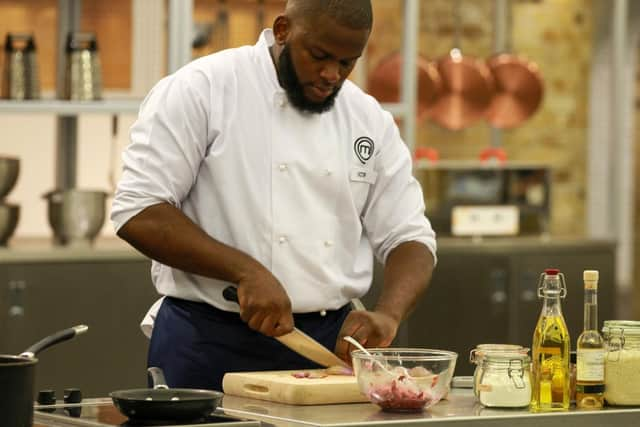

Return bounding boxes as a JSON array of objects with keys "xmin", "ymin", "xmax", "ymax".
[
  {"xmin": 477, "ymin": 371, "xmax": 532, "ymax": 408},
  {"xmin": 605, "ymin": 349, "xmax": 640, "ymax": 405}
]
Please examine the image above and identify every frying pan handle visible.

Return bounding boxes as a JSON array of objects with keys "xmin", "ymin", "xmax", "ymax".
[
  {"xmin": 222, "ymin": 286, "xmax": 239, "ymax": 304},
  {"xmin": 20, "ymin": 325, "xmax": 88, "ymax": 358},
  {"xmin": 147, "ymin": 367, "xmax": 170, "ymax": 390}
]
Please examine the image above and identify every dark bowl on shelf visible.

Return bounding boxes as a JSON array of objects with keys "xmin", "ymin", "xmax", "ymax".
[
  {"xmin": 0, "ymin": 203, "xmax": 19, "ymax": 246},
  {"xmin": 0, "ymin": 157, "xmax": 20, "ymax": 200}
]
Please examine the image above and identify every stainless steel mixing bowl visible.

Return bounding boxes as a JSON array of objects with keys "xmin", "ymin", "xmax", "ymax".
[
  {"xmin": 44, "ymin": 189, "xmax": 108, "ymax": 246},
  {"xmin": 0, "ymin": 157, "xmax": 20, "ymax": 199},
  {"xmin": 0, "ymin": 203, "xmax": 19, "ymax": 246}
]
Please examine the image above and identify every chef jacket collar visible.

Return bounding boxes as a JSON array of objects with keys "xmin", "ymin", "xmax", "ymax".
[{"xmin": 255, "ymin": 29, "xmax": 284, "ymax": 97}]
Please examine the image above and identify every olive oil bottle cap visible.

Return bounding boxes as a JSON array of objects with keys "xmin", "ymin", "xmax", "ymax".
[{"xmin": 584, "ymin": 270, "xmax": 599, "ymax": 289}]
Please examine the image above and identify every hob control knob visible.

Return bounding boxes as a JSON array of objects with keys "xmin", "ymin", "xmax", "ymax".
[
  {"xmin": 36, "ymin": 390, "xmax": 56, "ymax": 413},
  {"xmin": 63, "ymin": 388, "xmax": 82, "ymax": 417}
]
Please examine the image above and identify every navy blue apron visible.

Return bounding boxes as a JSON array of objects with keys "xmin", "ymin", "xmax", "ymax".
[{"xmin": 148, "ymin": 296, "xmax": 351, "ymax": 391}]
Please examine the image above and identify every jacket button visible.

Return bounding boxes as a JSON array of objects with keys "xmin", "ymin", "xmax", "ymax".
[{"xmin": 278, "ymin": 236, "xmax": 288, "ymax": 244}]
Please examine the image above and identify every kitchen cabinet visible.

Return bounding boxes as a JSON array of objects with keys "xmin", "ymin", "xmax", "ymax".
[
  {"xmin": 508, "ymin": 248, "xmax": 615, "ymax": 346},
  {"xmin": 409, "ymin": 254, "xmax": 513, "ymax": 364},
  {"xmin": 0, "ymin": 256, "xmax": 157, "ymax": 397},
  {"xmin": 364, "ymin": 238, "xmax": 616, "ymax": 375}
]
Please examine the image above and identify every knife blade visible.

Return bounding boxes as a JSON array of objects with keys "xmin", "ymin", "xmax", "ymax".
[{"xmin": 222, "ymin": 286, "xmax": 348, "ymax": 368}]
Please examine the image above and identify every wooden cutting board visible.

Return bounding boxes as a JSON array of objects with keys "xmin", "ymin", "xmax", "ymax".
[{"xmin": 222, "ymin": 369, "xmax": 369, "ymax": 405}]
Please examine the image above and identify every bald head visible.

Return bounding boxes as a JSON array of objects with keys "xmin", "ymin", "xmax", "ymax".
[{"xmin": 285, "ymin": 0, "xmax": 373, "ymax": 30}]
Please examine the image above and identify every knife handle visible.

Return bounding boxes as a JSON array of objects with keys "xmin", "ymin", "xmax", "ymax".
[{"xmin": 223, "ymin": 286, "xmax": 239, "ymax": 303}]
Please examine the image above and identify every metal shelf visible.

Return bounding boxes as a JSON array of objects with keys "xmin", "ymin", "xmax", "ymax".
[
  {"xmin": 413, "ymin": 159, "xmax": 552, "ymax": 171},
  {"xmin": 0, "ymin": 99, "xmax": 141, "ymax": 115}
]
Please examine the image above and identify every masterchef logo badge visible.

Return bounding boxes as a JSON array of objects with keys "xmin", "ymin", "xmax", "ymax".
[{"xmin": 354, "ymin": 137, "xmax": 374, "ymax": 164}]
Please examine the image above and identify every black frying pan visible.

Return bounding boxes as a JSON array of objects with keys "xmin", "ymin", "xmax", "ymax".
[{"xmin": 110, "ymin": 367, "xmax": 223, "ymax": 422}]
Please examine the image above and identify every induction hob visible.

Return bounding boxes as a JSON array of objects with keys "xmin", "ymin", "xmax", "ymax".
[{"xmin": 33, "ymin": 398, "xmax": 261, "ymax": 427}]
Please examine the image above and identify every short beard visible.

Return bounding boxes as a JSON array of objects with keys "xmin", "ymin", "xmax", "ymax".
[{"xmin": 277, "ymin": 44, "xmax": 340, "ymax": 114}]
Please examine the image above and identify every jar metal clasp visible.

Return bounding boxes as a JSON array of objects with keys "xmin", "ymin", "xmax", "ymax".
[
  {"xmin": 606, "ymin": 327, "xmax": 625, "ymax": 362},
  {"xmin": 507, "ymin": 359, "xmax": 526, "ymax": 389}
]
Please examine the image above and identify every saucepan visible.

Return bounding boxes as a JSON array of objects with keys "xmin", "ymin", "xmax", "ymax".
[
  {"xmin": 0, "ymin": 324, "xmax": 89, "ymax": 427},
  {"xmin": 428, "ymin": 0, "xmax": 495, "ymax": 131},
  {"xmin": 110, "ymin": 367, "xmax": 224, "ymax": 422},
  {"xmin": 367, "ymin": 51, "xmax": 443, "ymax": 124},
  {"xmin": 484, "ymin": 0, "xmax": 544, "ymax": 129},
  {"xmin": 429, "ymin": 48, "xmax": 495, "ymax": 130},
  {"xmin": 485, "ymin": 53, "xmax": 544, "ymax": 129}
]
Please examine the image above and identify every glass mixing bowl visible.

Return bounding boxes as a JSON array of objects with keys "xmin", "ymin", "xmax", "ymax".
[{"xmin": 351, "ymin": 348, "xmax": 458, "ymax": 412}]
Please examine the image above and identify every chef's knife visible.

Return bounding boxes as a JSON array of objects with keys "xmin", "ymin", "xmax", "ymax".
[{"xmin": 222, "ymin": 286, "xmax": 348, "ymax": 368}]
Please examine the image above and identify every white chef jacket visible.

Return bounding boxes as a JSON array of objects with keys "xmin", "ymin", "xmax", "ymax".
[{"xmin": 111, "ymin": 30, "xmax": 436, "ymax": 322}]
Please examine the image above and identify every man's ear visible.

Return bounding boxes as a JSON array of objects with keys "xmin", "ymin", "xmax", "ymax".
[{"xmin": 272, "ymin": 15, "xmax": 289, "ymax": 46}]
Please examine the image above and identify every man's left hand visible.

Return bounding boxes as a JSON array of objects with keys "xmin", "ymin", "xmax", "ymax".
[{"xmin": 334, "ymin": 310, "xmax": 399, "ymax": 363}]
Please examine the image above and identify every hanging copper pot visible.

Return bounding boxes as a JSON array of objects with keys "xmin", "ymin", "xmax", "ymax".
[
  {"xmin": 367, "ymin": 51, "xmax": 443, "ymax": 123},
  {"xmin": 428, "ymin": 48, "xmax": 495, "ymax": 131},
  {"xmin": 485, "ymin": 53, "xmax": 544, "ymax": 129}
]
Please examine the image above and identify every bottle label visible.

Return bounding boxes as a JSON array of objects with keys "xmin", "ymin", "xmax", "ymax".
[
  {"xmin": 577, "ymin": 349, "xmax": 605, "ymax": 381},
  {"xmin": 576, "ymin": 384, "xmax": 605, "ymax": 394}
]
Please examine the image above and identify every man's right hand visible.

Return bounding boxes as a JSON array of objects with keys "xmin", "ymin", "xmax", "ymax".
[
  {"xmin": 117, "ymin": 203, "xmax": 295, "ymax": 338},
  {"xmin": 237, "ymin": 267, "xmax": 294, "ymax": 337}
]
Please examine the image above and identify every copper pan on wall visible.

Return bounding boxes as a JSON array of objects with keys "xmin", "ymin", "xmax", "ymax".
[
  {"xmin": 485, "ymin": 53, "xmax": 544, "ymax": 129},
  {"xmin": 429, "ymin": 48, "xmax": 495, "ymax": 131},
  {"xmin": 367, "ymin": 51, "xmax": 443, "ymax": 123}
]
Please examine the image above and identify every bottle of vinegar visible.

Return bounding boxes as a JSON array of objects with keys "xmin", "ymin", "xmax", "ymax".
[
  {"xmin": 576, "ymin": 270, "xmax": 605, "ymax": 409},
  {"xmin": 531, "ymin": 268, "xmax": 571, "ymax": 411}
]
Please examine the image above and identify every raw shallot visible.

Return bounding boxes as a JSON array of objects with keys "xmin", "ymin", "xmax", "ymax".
[
  {"xmin": 325, "ymin": 365, "xmax": 354, "ymax": 376},
  {"xmin": 367, "ymin": 375, "xmax": 435, "ymax": 411},
  {"xmin": 291, "ymin": 371, "xmax": 329, "ymax": 379},
  {"xmin": 363, "ymin": 365, "xmax": 440, "ymax": 411}
]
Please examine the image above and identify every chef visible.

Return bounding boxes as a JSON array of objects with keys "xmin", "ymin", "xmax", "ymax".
[{"xmin": 111, "ymin": 0, "xmax": 436, "ymax": 391}]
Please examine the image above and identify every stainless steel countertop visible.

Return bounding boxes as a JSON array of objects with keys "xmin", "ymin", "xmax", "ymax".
[
  {"xmin": 435, "ymin": 236, "xmax": 616, "ymax": 252},
  {"xmin": 220, "ymin": 389, "xmax": 640, "ymax": 427}
]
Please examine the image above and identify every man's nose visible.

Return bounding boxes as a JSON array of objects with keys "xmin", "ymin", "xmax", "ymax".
[{"xmin": 320, "ymin": 62, "xmax": 340, "ymax": 84}]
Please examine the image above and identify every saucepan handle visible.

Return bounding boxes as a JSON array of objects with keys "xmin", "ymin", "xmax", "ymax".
[{"xmin": 20, "ymin": 325, "xmax": 88, "ymax": 358}]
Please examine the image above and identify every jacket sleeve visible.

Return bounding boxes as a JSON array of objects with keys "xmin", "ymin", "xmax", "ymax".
[
  {"xmin": 110, "ymin": 69, "xmax": 213, "ymax": 232},
  {"xmin": 362, "ymin": 109, "xmax": 437, "ymax": 265}
]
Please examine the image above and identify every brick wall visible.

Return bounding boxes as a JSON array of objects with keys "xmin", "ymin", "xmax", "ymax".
[{"xmin": 368, "ymin": 0, "xmax": 593, "ymax": 236}]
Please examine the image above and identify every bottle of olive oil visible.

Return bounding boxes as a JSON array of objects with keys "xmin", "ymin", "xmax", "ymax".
[
  {"xmin": 576, "ymin": 270, "xmax": 605, "ymax": 409},
  {"xmin": 531, "ymin": 268, "xmax": 571, "ymax": 411}
]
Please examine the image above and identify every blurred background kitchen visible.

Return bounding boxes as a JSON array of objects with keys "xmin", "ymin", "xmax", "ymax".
[{"xmin": 0, "ymin": 0, "xmax": 639, "ymax": 396}]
